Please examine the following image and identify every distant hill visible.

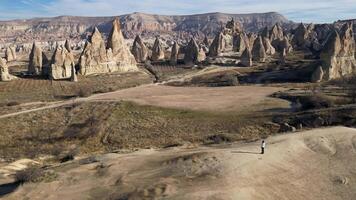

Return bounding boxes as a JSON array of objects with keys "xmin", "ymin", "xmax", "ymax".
[{"xmin": 0, "ymin": 12, "xmax": 292, "ymax": 43}]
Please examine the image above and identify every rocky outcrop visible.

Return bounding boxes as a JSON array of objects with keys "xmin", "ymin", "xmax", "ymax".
[
  {"xmin": 279, "ymin": 48, "xmax": 287, "ymax": 65},
  {"xmin": 107, "ymin": 19, "xmax": 138, "ymax": 72},
  {"xmin": 5, "ymin": 47, "xmax": 16, "ymax": 62},
  {"xmin": 29, "ymin": 42, "xmax": 48, "ymax": 75},
  {"xmin": 209, "ymin": 32, "xmax": 226, "ymax": 57},
  {"xmin": 275, "ymin": 36, "xmax": 292, "ymax": 53},
  {"xmin": 320, "ymin": 23, "xmax": 356, "ymax": 80},
  {"xmin": 197, "ymin": 48, "xmax": 207, "ymax": 63},
  {"xmin": 263, "ymin": 37, "xmax": 276, "ymax": 55},
  {"xmin": 0, "ymin": 12, "xmax": 290, "ymax": 44},
  {"xmin": 70, "ymin": 65, "xmax": 78, "ymax": 82},
  {"xmin": 261, "ymin": 26, "xmax": 269, "ymax": 39},
  {"xmin": 79, "ymin": 19, "xmax": 138, "ymax": 75},
  {"xmin": 270, "ymin": 24, "xmax": 284, "ymax": 42},
  {"xmin": 203, "ymin": 36, "xmax": 210, "ymax": 47},
  {"xmin": 224, "ymin": 18, "xmax": 242, "ymax": 35},
  {"xmin": 132, "ymin": 35, "xmax": 148, "ymax": 63},
  {"xmin": 252, "ymin": 36, "xmax": 267, "ymax": 62},
  {"xmin": 311, "ymin": 66, "xmax": 324, "ymax": 83},
  {"xmin": 170, "ymin": 42, "xmax": 179, "ymax": 65},
  {"xmin": 64, "ymin": 40, "xmax": 72, "ymax": 52},
  {"xmin": 79, "ymin": 27, "xmax": 113, "ymax": 75},
  {"xmin": 49, "ymin": 45, "xmax": 75, "ymax": 80},
  {"xmin": 0, "ymin": 58, "xmax": 16, "ymax": 81},
  {"xmin": 151, "ymin": 37, "xmax": 165, "ymax": 61},
  {"xmin": 248, "ymin": 33, "xmax": 257, "ymax": 50},
  {"xmin": 292, "ymin": 23, "xmax": 310, "ymax": 48},
  {"xmin": 240, "ymin": 48, "xmax": 253, "ymax": 67},
  {"xmin": 184, "ymin": 38, "xmax": 202, "ymax": 64},
  {"xmin": 233, "ymin": 33, "xmax": 248, "ymax": 54}
]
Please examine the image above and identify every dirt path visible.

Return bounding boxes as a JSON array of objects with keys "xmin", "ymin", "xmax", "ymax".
[
  {"xmin": 2, "ymin": 126, "xmax": 356, "ymax": 200},
  {"xmin": 0, "ymin": 84, "xmax": 289, "ymax": 119}
]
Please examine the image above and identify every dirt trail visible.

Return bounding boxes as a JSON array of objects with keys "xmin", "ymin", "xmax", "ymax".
[
  {"xmin": 2, "ymin": 126, "xmax": 356, "ymax": 200},
  {"xmin": 0, "ymin": 84, "xmax": 289, "ymax": 119}
]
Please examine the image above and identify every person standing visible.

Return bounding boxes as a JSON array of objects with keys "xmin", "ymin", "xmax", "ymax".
[{"xmin": 261, "ymin": 140, "xmax": 266, "ymax": 154}]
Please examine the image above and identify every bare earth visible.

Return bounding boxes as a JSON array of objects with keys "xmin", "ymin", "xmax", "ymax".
[
  {"xmin": 90, "ymin": 84, "xmax": 289, "ymax": 112},
  {"xmin": 2, "ymin": 126, "xmax": 356, "ymax": 200},
  {"xmin": 0, "ymin": 84, "xmax": 289, "ymax": 119}
]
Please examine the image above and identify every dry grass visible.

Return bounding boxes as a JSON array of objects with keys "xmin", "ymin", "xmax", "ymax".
[
  {"xmin": 0, "ymin": 71, "xmax": 153, "ymax": 105},
  {"xmin": 0, "ymin": 101, "xmax": 277, "ymax": 160}
]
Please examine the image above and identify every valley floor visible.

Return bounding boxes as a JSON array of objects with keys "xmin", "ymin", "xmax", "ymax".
[{"xmin": 1, "ymin": 126, "xmax": 356, "ymax": 200}]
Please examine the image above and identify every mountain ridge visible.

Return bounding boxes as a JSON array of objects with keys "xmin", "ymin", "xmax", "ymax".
[{"xmin": 0, "ymin": 12, "xmax": 291, "ymax": 43}]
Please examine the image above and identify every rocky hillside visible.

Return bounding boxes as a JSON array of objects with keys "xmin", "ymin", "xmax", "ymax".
[{"xmin": 0, "ymin": 12, "xmax": 291, "ymax": 43}]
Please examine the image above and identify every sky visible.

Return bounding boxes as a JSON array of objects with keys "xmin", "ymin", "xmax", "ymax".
[{"xmin": 0, "ymin": 0, "xmax": 355, "ymax": 23}]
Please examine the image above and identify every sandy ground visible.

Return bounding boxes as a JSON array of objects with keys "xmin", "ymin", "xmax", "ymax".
[
  {"xmin": 90, "ymin": 84, "xmax": 289, "ymax": 112},
  {"xmin": 2, "ymin": 126, "xmax": 356, "ymax": 200},
  {"xmin": 0, "ymin": 84, "xmax": 289, "ymax": 119}
]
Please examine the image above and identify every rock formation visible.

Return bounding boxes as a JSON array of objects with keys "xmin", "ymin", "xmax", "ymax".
[
  {"xmin": 5, "ymin": 46, "xmax": 16, "ymax": 62},
  {"xmin": 79, "ymin": 19, "xmax": 138, "ymax": 75},
  {"xmin": 64, "ymin": 40, "xmax": 72, "ymax": 52},
  {"xmin": 279, "ymin": 48, "xmax": 287, "ymax": 65},
  {"xmin": 233, "ymin": 33, "xmax": 248, "ymax": 54},
  {"xmin": 261, "ymin": 26, "xmax": 270, "ymax": 39},
  {"xmin": 170, "ymin": 42, "xmax": 179, "ymax": 65},
  {"xmin": 240, "ymin": 48, "xmax": 253, "ymax": 67},
  {"xmin": 248, "ymin": 33, "xmax": 257, "ymax": 50},
  {"xmin": 263, "ymin": 37, "xmax": 276, "ymax": 55},
  {"xmin": 151, "ymin": 37, "xmax": 165, "ymax": 61},
  {"xmin": 311, "ymin": 66, "xmax": 324, "ymax": 83},
  {"xmin": 275, "ymin": 36, "xmax": 292, "ymax": 53},
  {"xmin": 107, "ymin": 18, "xmax": 138, "ymax": 72},
  {"xmin": 292, "ymin": 23, "xmax": 310, "ymax": 48},
  {"xmin": 29, "ymin": 42, "xmax": 48, "ymax": 75},
  {"xmin": 184, "ymin": 38, "xmax": 205, "ymax": 64},
  {"xmin": 252, "ymin": 36, "xmax": 267, "ymax": 62},
  {"xmin": 49, "ymin": 45, "xmax": 75, "ymax": 80},
  {"xmin": 270, "ymin": 24, "xmax": 284, "ymax": 42},
  {"xmin": 197, "ymin": 47, "xmax": 207, "ymax": 63},
  {"xmin": 79, "ymin": 27, "xmax": 112, "ymax": 75},
  {"xmin": 70, "ymin": 65, "xmax": 78, "ymax": 82},
  {"xmin": 132, "ymin": 35, "xmax": 148, "ymax": 63},
  {"xmin": 0, "ymin": 58, "xmax": 16, "ymax": 81},
  {"xmin": 225, "ymin": 18, "xmax": 242, "ymax": 35},
  {"xmin": 203, "ymin": 36, "xmax": 210, "ymax": 47},
  {"xmin": 209, "ymin": 32, "xmax": 226, "ymax": 57},
  {"xmin": 320, "ymin": 23, "xmax": 356, "ymax": 80}
]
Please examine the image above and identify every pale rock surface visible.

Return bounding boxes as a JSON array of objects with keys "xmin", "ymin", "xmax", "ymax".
[
  {"xmin": 107, "ymin": 19, "xmax": 138, "ymax": 72},
  {"xmin": 49, "ymin": 45, "xmax": 75, "ymax": 80},
  {"xmin": 79, "ymin": 27, "xmax": 112, "ymax": 75},
  {"xmin": 0, "ymin": 58, "xmax": 16, "ymax": 81},
  {"xmin": 28, "ymin": 42, "xmax": 48, "ymax": 75},
  {"xmin": 79, "ymin": 19, "xmax": 138, "ymax": 75},
  {"xmin": 320, "ymin": 23, "xmax": 356, "ymax": 80},
  {"xmin": 5, "ymin": 46, "xmax": 16, "ymax": 62}
]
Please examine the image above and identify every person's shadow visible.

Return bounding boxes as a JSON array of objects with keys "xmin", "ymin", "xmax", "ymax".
[{"xmin": 231, "ymin": 151, "xmax": 261, "ymax": 155}]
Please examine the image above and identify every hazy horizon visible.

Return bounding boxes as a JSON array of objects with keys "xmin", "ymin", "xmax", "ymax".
[{"xmin": 0, "ymin": 0, "xmax": 355, "ymax": 23}]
